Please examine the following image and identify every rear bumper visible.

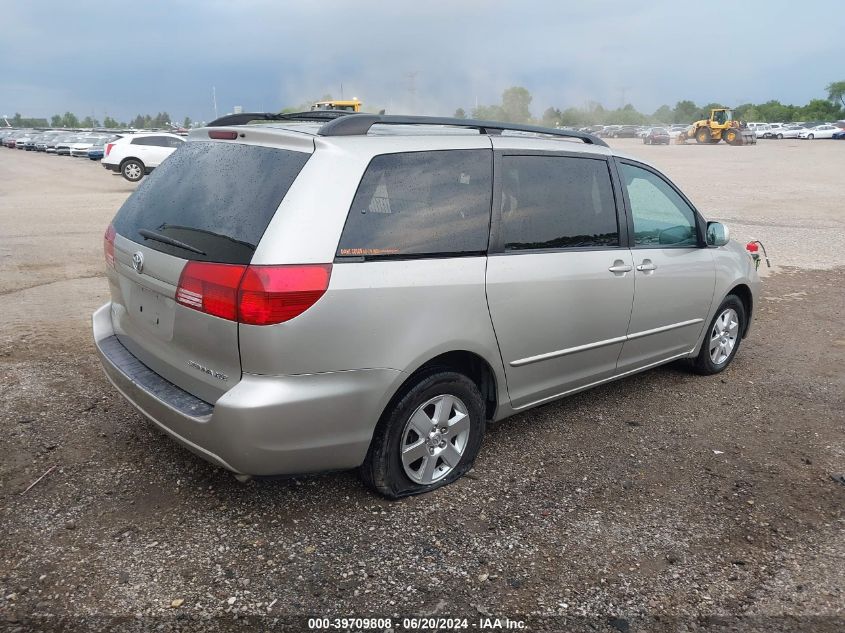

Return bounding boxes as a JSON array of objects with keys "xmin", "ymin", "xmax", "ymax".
[
  {"xmin": 92, "ymin": 303, "xmax": 400, "ymax": 476},
  {"xmin": 102, "ymin": 162, "xmax": 119, "ymax": 172}
]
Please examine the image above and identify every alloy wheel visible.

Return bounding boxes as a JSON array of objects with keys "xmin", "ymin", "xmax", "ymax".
[
  {"xmin": 400, "ymin": 394, "xmax": 470, "ymax": 484},
  {"xmin": 709, "ymin": 308, "xmax": 740, "ymax": 365}
]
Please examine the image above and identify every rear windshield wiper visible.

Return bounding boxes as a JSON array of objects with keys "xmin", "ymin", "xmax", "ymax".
[{"xmin": 138, "ymin": 229, "xmax": 207, "ymax": 255}]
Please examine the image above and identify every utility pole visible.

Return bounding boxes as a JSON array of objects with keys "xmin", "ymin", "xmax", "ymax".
[
  {"xmin": 618, "ymin": 85, "xmax": 632, "ymax": 108},
  {"xmin": 404, "ymin": 71, "xmax": 418, "ymax": 114},
  {"xmin": 212, "ymin": 86, "xmax": 218, "ymax": 120}
]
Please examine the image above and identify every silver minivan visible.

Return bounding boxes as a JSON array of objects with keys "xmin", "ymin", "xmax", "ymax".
[{"xmin": 93, "ymin": 113, "xmax": 761, "ymax": 497}]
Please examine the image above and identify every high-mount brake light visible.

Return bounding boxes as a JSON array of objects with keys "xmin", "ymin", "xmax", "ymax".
[
  {"xmin": 208, "ymin": 130, "xmax": 239, "ymax": 140},
  {"xmin": 104, "ymin": 224, "xmax": 116, "ymax": 268},
  {"xmin": 175, "ymin": 262, "xmax": 332, "ymax": 325}
]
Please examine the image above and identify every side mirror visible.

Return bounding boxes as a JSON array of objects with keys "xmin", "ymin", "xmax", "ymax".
[{"xmin": 706, "ymin": 221, "xmax": 730, "ymax": 247}]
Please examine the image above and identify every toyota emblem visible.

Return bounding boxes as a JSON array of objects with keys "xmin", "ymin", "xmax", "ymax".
[{"xmin": 132, "ymin": 251, "xmax": 144, "ymax": 274}]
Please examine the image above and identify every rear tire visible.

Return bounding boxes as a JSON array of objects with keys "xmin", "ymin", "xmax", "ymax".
[
  {"xmin": 361, "ymin": 369, "xmax": 485, "ymax": 498},
  {"xmin": 807, "ymin": 134, "xmax": 814, "ymax": 140},
  {"xmin": 691, "ymin": 295, "xmax": 746, "ymax": 375},
  {"xmin": 777, "ymin": 133, "xmax": 783, "ymax": 139},
  {"xmin": 121, "ymin": 159, "xmax": 145, "ymax": 182}
]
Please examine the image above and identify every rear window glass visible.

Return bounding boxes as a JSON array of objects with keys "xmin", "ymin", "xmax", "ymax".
[
  {"xmin": 499, "ymin": 155, "xmax": 618, "ymax": 250},
  {"xmin": 336, "ymin": 149, "xmax": 492, "ymax": 259},
  {"xmin": 112, "ymin": 141, "xmax": 310, "ymax": 264}
]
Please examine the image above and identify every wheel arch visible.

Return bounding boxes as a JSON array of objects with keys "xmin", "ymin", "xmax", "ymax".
[
  {"xmin": 727, "ymin": 283, "xmax": 753, "ymax": 337},
  {"xmin": 119, "ymin": 156, "xmax": 145, "ymax": 169},
  {"xmin": 387, "ymin": 350, "xmax": 500, "ymax": 423}
]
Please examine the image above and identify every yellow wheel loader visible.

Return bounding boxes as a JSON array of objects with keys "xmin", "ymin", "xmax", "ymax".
[
  {"xmin": 680, "ymin": 108, "xmax": 756, "ymax": 145},
  {"xmin": 311, "ymin": 99, "xmax": 362, "ymax": 113}
]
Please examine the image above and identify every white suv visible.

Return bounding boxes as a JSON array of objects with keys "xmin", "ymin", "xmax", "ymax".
[{"xmin": 102, "ymin": 132, "xmax": 185, "ymax": 182}]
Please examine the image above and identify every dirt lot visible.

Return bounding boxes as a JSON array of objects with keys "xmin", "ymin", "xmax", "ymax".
[{"xmin": 1, "ymin": 141, "xmax": 843, "ymax": 632}]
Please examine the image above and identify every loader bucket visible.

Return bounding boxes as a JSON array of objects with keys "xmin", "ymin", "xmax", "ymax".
[
  {"xmin": 741, "ymin": 130, "xmax": 757, "ymax": 145},
  {"xmin": 725, "ymin": 128, "xmax": 757, "ymax": 145}
]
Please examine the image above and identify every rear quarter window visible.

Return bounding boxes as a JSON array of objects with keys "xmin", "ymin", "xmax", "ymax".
[
  {"xmin": 336, "ymin": 149, "xmax": 492, "ymax": 258},
  {"xmin": 112, "ymin": 141, "xmax": 310, "ymax": 264}
]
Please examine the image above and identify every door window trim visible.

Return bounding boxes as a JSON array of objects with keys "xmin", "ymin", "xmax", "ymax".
[
  {"xmin": 613, "ymin": 157, "xmax": 707, "ymax": 249},
  {"xmin": 488, "ymin": 149, "xmax": 629, "ymax": 255}
]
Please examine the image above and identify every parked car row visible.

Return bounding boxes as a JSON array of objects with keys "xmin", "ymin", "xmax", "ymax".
[
  {"xmin": 1, "ymin": 128, "xmax": 186, "ymax": 181},
  {"xmin": 1, "ymin": 128, "xmax": 123, "ymax": 160},
  {"xmin": 568, "ymin": 122, "xmax": 845, "ymax": 142},
  {"xmin": 745, "ymin": 121, "xmax": 844, "ymax": 139}
]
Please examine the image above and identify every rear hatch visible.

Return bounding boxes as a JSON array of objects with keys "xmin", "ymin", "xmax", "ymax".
[{"xmin": 107, "ymin": 138, "xmax": 311, "ymax": 403}]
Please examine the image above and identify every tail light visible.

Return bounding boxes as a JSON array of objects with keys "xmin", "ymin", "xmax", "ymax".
[
  {"xmin": 745, "ymin": 241, "xmax": 759, "ymax": 254},
  {"xmin": 238, "ymin": 265, "xmax": 333, "ymax": 325},
  {"xmin": 104, "ymin": 224, "xmax": 116, "ymax": 268},
  {"xmin": 176, "ymin": 262, "xmax": 332, "ymax": 325},
  {"xmin": 105, "ymin": 143, "xmax": 114, "ymax": 157}
]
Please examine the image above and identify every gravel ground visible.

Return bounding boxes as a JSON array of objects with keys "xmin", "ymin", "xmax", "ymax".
[{"xmin": 0, "ymin": 143, "xmax": 843, "ymax": 632}]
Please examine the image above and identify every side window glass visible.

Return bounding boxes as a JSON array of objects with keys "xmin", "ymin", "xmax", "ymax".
[
  {"xmin": 499, "ymin": 155, "xmax": 618, "ymax": 250},
  {"xmin": 337, "ymin": 150, "xmax": 492, "ymax": 258},
  {"xmin": 620, "ymin": 163, "xmax": 698, "ymax": 247}
]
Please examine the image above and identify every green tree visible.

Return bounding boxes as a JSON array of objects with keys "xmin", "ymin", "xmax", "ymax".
[
  {"xmin": 797, "ymin": 98, "xmax": 842, "ymax": 122},
  {"xmin": 541, "ymin": 107, "xmax": 561, "ymax": 127},
  {"xmin": 501, "ymin": 86, "xmax": 533, "ymax": 123},
  {"xmin": 62, "ymin": 112, "xmax": 79, "ymax": 127},
  {"xmin": 453, "ymin": 108, "xmax": 466, "ymax": 119},
  {"xmin": 651, "ymin": 105, "xmax": 673, "ymax": 124},
  {"xmin": 11, "ymin": 113, "xmax": 22, "ymax": 126},
  {"xmin": 103, "ymin": 116, "xmax": 119, "ymax": 128},
  {"xmin": 672, "ymin": 100, "xmax": 699, "ymax": 123},
  {"xmin": 558, "ymin": 107, "xmax": 589, "ymax": 127},
  {"xmin": 471, "ymin": 104, "xmax": 504, "ymax": 120},
  {"xmin": 182, "ymin": 116, "xmax": 192, "ymax": 128},
  {"xmin": 50, "ymin": 114, "xmax": 63, "ymax": 127},
  {"xmin": 825, "ymin": 81, "xmax": 845, "ymax": 108}
]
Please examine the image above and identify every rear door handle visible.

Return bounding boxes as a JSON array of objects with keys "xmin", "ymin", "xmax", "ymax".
[
  {"xmin": 636, "ymin": 260, "xmax": 657, "ymax": 272},
  {"xmin": 608, "ymin": 261, "xmax": 633, "ymax": 274}
]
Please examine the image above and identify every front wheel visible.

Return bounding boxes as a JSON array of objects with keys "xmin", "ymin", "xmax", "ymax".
[
  {"xmin": 361, "ymin": 370, "xmax": 485, "ymax": 498},
  {"xmin": 777, "ymin": 134, "xmax": 783, "ymax": 139},
  {"xmin": 121, "ymin": 159, "xmax": 145, "ymax": 182},
  {"xmin": 807, "ymin": 134, "xmax": 814, "ymax": 140},
  {"xmin": 692, "ymin": 295, "xmax": 746, "ymax": 375}
]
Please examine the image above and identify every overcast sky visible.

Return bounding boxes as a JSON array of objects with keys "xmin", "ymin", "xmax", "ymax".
[{"xmin": 2, "ymin": 0, "xmax": 842, "ymax": 123}]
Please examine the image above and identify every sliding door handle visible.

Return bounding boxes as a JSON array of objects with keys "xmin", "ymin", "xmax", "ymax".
[{"xmin": 608, "ymin": 262, "xmax": 633, "ymax": 274}]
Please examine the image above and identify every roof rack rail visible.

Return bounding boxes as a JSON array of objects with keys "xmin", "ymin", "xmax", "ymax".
[
  {"xmin": 316, "ymin": 114, "xmax": 609, "ymax": 147},
  {"xmin": 208, "ymin": 110, "xmax": 352, "ymax": 127}
]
